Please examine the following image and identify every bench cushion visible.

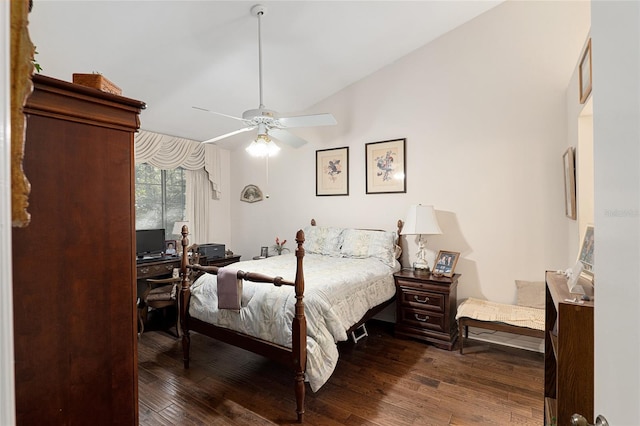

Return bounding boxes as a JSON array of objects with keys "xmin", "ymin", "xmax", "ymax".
[{"xmin": 456, "ymin": 297, "xmax": 544, "ymax": 331}]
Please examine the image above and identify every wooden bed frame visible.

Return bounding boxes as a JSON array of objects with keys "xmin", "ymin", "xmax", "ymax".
[{"xmin": 176, "ymin": 220, "xmax": 402, "ymax": 422}]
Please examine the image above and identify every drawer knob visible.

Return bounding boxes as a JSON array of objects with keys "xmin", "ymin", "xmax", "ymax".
[
  {"xmin": 414, "ymin": 295, "xmax": 430, "ymax": 303},
  {"xmin": 414, "ymin": 313, "xmax": 430, "ymax": 322}
]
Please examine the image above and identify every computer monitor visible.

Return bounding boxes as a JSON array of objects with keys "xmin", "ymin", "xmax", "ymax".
[{"xmin": 135, "ymin": 229, "xmax": 165, "ymax": 258}]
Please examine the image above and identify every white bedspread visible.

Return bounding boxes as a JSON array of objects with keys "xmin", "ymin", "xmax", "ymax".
[{"xmin": 189, "ymin": 253, "xmax": 399, "ymax": 391}]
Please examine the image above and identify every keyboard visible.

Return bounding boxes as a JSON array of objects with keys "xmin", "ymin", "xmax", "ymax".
[{"xmin": 136, "ymin": 256, "xmax": 164, "ymax": 264}]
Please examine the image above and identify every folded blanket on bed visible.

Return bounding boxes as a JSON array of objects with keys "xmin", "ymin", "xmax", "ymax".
[{"xmin": 217, "ymin": 267, "xmax": 242, "ymax": 311}]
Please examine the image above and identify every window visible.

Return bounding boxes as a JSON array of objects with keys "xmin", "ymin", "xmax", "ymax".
[{"xmin": 135, "ymin": 164, "xmax": 186, "ymax": 239}]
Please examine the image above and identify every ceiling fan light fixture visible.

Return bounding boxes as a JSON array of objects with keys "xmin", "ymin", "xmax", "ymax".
[
  {"xmin": 245, "ymin": 133, "xmax": 280, "ymax": 157},
  {"xmin": 194, "ymin": 4, "xmax": 336, "ymax": 151}
]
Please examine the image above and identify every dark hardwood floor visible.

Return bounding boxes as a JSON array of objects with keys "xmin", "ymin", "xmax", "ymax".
[{"xmin": 138, "ymin": 321, "xmax": 544, "ymax": 425}]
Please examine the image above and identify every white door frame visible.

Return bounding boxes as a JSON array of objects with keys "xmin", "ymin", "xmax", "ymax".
[
  {"xmin": 592, "ymin": 1, "xmax": 640, "ymax": 423},
  {"xmin": 0, "ymin": 1, "xmax": 17, "ymax": 424}
]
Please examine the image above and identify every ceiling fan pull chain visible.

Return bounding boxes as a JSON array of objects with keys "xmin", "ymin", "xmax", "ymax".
[{"xmin": 264, "ymin": 156, "xmax": 270, "ymax": 199}]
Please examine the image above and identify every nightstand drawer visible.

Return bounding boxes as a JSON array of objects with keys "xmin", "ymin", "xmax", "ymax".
[
  {"xmin": 398, "ymin": 287, "xmax": 445, "ymax": 313},
  {"xmin": 398, "ymin": 307, "xmax": 445, "ymax": 332}
]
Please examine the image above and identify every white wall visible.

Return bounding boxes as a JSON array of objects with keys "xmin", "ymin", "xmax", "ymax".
[
  {"xmin": 592, "ymin": 1, "xmax": 640, "ymax": 423},
  {"xmin": 566, "ymin": 34, "xmax": 595, "ymax": 264},
  {"xmin": 229, "ymin": 1, "xmax": 590, "ymax": 308}
]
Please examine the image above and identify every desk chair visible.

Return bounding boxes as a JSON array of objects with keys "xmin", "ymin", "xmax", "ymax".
[{"xmin": 138, "ymin": 245, "xmax": 199, "ymax": 338}]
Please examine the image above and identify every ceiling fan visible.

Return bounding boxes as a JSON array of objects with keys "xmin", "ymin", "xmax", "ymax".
[{"xmin": 194, "ymin": 4, "xmax": 337, "ymax": 151}]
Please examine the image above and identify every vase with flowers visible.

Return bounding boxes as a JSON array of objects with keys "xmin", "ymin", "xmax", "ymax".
[{"xmin": 272, "ymin": 237, "xmax": 290, "ymax": 255}]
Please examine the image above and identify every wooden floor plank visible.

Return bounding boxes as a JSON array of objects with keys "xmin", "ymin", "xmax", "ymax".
[{"xmin": 138, "ymin": 321, "xmax": 544, "ymax": 425}]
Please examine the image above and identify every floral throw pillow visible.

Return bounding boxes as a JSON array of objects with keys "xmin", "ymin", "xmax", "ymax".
[
  {"xmin": 340, "ymin": 229, "xmax": 397, "ymax": 267},
  {"xmin": 302, "ymin": 226, "xmax": 344, "ymax": 256}
]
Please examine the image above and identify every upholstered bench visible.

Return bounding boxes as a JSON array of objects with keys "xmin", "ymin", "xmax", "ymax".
[{"xmin": 456, "ymin": 280, "xmax": 546, "ymax": 354}]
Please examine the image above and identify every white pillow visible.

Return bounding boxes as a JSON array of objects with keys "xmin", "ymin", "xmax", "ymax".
[
  {"xmin": 515, "ymin": 280, "xmax": 546, "ymax": 309},
  {"xmin": 340, "ymin": 228, "xmax": 397, "ymax": 267},
  {"xmin": 302, "ymin": 226, "xmax": 344, "ymax": 256}
]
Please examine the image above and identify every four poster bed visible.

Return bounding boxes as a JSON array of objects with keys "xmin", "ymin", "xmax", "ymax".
[{"xmin": 176, "ymin": 219, "xmax": 403, "ymax": 422}]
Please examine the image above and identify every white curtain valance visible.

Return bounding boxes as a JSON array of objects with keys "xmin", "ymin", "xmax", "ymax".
[{"xmin": 134, "ymin": 130, "xmax": 220, "ymax": 198}]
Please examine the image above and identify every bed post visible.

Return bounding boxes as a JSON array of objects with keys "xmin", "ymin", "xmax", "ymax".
[
  {"xmin": 178, "ymin": 225, "xmax": 191, "ymax": 369},
  {"xmin": 292, "ymin": 229, "xmax": 306, "ymax": 423},
  {"xmin": 397, "ymin": 219, "xmax": 404, "ymax": 268}
]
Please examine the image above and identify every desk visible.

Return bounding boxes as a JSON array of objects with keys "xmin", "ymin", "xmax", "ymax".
[
  {"xmin": 135, "ymin": 255, "xmax": 241, "ymax": 333},
  {"xmin": 136, "ymin": 258, "xmax": 183, "ymax": 334},
  {"xmin": 136, "ymin": 257, "xmax": 181, "ymax": 280},
  {"xmin": 136, "ymin": 254, "xmax": 242, "ymax": 279}
]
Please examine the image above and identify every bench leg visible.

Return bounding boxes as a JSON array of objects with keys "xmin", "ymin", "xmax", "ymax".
[{"xmin": 459, "ymin": 321, "xmax": 465, "ymax": 354}]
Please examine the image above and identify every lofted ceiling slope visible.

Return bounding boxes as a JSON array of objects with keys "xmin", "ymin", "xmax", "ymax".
[{"xmin": 28, "ymin": 1, "xmax": 503, "ymax": 148}]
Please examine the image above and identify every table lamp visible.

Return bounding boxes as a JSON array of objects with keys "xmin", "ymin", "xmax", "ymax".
[
  {"xmin": 172, "ymin": 221, "xmax": 189, "ymax": 237},
  {"xmin": 401, "ymin": 204, "xmax": 442, "ymax": 273}
]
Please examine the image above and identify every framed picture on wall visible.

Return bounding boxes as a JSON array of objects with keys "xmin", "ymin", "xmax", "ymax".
[
  {"xmin": 365, "ymin": 138, "xmax": 406, "ymax": 194},
  {"xmin": 579, "ymin": 38, "xmax": 592, "ymax": 104},
  {"xmin": 316, "ymin": 147, "xmax": 349, "ymax": 196},
  {"xmin": 578, "ymin": 224, "xmax": 594, "ymax": 280},
  {"xmin": 563, "ymin": 147, "xmax": 577, "ymax": 220}
]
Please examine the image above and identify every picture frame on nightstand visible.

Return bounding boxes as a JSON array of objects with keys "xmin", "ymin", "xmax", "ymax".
[{"xmin": 432, "ymin": 250, "xmax": 460, "ymax": 277}]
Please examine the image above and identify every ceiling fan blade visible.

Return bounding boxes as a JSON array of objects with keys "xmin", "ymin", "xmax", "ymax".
[
  {"xmin": 269, "ymin": 128, "xmax": 308, "ymax": 148},
  {"xmin": 193, "ymin": 106, "xmax": 246, "ymax": 123},
  {"xmin": 278, "ymin": 113, "xmax": 337, "ymax": 128},
  {"xmin": 201, "ymin": 127, "xmax": 255, "ymax": 144}
]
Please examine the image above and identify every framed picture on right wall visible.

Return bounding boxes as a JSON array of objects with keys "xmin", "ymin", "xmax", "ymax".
[
  {"xmin": 579, "ymin": 38, "xmax": 592, "ymax": 104},
  {"xmin": 578, "ymin": 224, "xmax": 594, "ymax": 281},
  {"xmin": 563, "ymin": 147, "xmax": 577, "ymax": 220}
]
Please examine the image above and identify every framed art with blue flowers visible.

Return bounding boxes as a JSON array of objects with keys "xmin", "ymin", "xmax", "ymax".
[{"xmin": 365, "ymin": 138, "xmax": 406, "ymax": 194}]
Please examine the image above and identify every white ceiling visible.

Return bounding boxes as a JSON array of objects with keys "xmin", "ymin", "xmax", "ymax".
[{"xmin": 28, "ymin": 1, "xmax": 503, "ymax": 148}]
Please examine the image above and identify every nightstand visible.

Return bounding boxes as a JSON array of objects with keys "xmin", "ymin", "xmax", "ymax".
[
  {"xmin": 205, "ymin": 254, "xmax": 241, "ymax": 267},
  {"xmin": 394, "ymin": 269, "xmax": 460, "ymax": 350}
]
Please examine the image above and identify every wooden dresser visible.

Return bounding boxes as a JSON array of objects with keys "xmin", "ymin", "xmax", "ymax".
[
  {"xmin": 544, "ymin": 271, "xmax": 594, "ymax": 426},
  {"xmin": 12, "ymin": 75, "xmax": 145, "ymax": 424}
]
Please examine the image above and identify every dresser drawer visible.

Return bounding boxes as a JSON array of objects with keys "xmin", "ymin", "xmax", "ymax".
[
  {"xmin": 398, "ymin": 307, "xmax": 445, "ymax": 332},
  {"xmin": 397, "ymin": 287, "xmax": 445, "ymax": 313}
]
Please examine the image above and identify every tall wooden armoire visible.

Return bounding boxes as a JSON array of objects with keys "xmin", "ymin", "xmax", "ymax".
[{"xmin": 12, "ymin": 74, "xmax": 145, "ymax": 424}]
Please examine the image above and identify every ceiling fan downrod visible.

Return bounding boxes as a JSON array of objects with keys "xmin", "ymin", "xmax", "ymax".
[{"xmin": 251, "ymin": 4, "xmax": 267, "ymax": 110}]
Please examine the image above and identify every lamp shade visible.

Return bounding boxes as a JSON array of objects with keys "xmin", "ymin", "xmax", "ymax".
[
  {"xmin": 401, "ymin": 205, "xmax": 442, "ymax": 235},
  {"xmin": 172, "ymin": 221, "xmax": 189, "ymax": 236}
]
